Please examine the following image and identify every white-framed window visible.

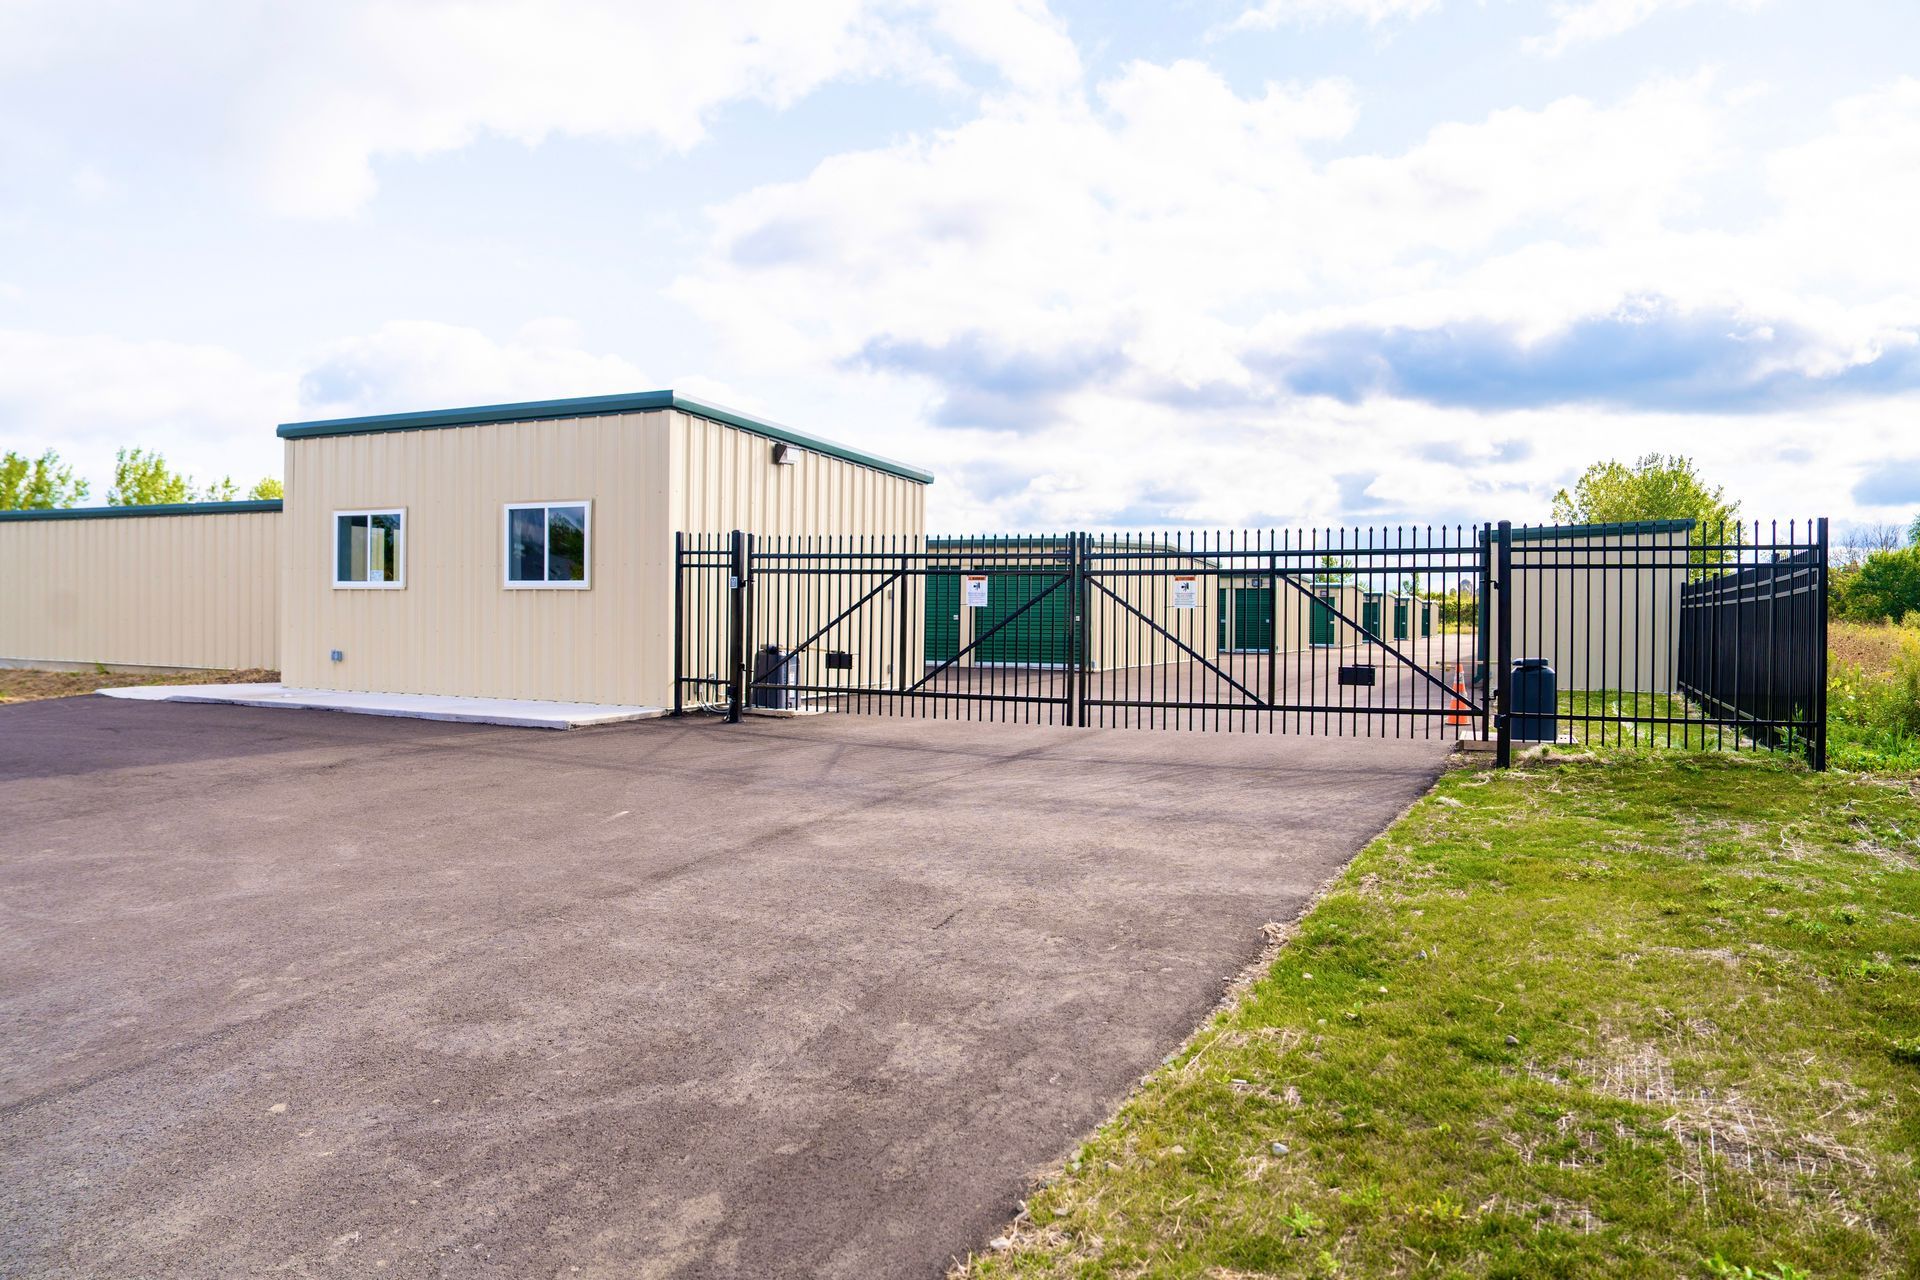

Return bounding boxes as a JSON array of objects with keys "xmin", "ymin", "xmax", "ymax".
[
  {"xmin": 504, "ymin": 501, "xmax": 591, "ymax": 589},
  {"xmin": 333, "ymin": 509, "xmax": 406, "ymax": 589}
]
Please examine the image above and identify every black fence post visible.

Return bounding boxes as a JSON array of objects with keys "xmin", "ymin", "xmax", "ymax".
[
  {"xmin": 1478, "ymin": 523, "xmax": 1493, "ymax": 744},
  {"xmin": 673, "ymin": 531, "xmax": 685, "ymax": 716},
  {"xmin": 897, "ymin": 543, "xmax": 911, "ymax": 694},
  {"xmin": 1267, "ymin": 547, "xmax": 1279, "ymax": 714},
  {"xmin": 1073, "ymin": 531, "xmax": 1090, "ymax": 727},
  {"xmin": 727, "ymin": 528, "xmax": 749, "ymax": 724},
  {"xmin": 1812, "ymin": 517, "xmax": 1829, "ymax": 771},
  {"xmin": 1495, "ymin": 519, "xmax": 1513, "ymax": 768}
]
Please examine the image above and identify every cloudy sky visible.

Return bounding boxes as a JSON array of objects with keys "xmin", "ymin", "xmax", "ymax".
[{"xmin": 2, "ymin": 0, "xmax": 1915, "ymax": 534}]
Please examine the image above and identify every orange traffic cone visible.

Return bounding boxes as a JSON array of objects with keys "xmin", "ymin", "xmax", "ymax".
[{"xmin": 1445, "ymin": 666, "xmax": 1472, "ymax": 727}]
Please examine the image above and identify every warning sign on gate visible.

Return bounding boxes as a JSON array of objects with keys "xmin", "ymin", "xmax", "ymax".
[
  {"xmin": 963, "ymin": 574, "xmax": 990, "ymax": 608},
  {"xmin": 1171, "ymin": 574, "xmax": 1200, "ymax": 609}
]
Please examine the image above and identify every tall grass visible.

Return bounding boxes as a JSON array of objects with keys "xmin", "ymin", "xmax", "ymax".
[{"xmin": 1828, "ymin": 619, "xmax": 1920, "ymax": 771}]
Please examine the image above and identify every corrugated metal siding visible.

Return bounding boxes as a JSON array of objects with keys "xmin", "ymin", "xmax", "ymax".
[
  {"xmin": 285, "ymin": 408, "xmax": 927, "ymax": 707},
  {"xmin": 0, "ymin": 511, "xmax": 280, "ymax": 669},
  {"xmin": 667, "ymin": 411, "xmax": 927, "ymax": 705},
  {"xmin": 669, "ymin": 411, "xmax": 925, "ymax": 536},
  {"xmin": 1508, "ymin": 528, "xmax": 1688, "ymax": 693}
]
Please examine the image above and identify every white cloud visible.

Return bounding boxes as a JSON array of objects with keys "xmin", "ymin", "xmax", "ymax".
[
  {"xmin": 1526, "ymin": 0, "xmax": 1767, "ymax": 57},
  {"xmin": 666, "ymin": 55, "xmax": 1920, "ymax": 527},
  {"xmin": 1224, "ymin": 0, "xmax": 1441, "ymax": 33},
  {"xmin": 0, "ymin": 0, "xmax": 1082, "ymax": 219},
  {"xmin": 4, "ymin": 2, "xmax": 1915, "ymax": 533},
  {"xmin": 675, "ymin": 69, "xmax": 1735, "ymax": 377},
  {"xmin": 0, "ymin": 322, "xmax": 657, "ymax": 498},
  {"xmin": 1765, "ymin": 78, "xmax": 1920, "ymax": 294},
  {"xmin": 296, "ymin": 321, "xmax": 650, "ymax": 416},
  {"xmin": 0, "ymin": 329, "xmax": 292, "ymax": 496}
]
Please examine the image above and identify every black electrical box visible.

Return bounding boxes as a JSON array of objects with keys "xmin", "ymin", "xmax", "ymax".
[
  {"xmin": 1338, "ymin": 664, "xmax": 1377, "ymax": 686},
  {"xmin": 825, "ymin": 650, "xmax": 855, "ymax": 670}
]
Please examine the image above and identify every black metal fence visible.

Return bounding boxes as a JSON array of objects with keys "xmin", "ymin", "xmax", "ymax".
[
  {"xmin": 676, "ymin": 518, "xmax": 1829, "ymax": 767},
  {"xmin": 1677, "ymin": 539, "xmax": 1827, "ymax": 764}
]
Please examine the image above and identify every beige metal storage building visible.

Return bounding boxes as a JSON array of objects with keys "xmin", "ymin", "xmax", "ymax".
[
  {"xmin": 1489, "ymin": 519, "xmax": 1693, "ymax": 693},
  {"xmin": 278, "ymin": 391, "xmax": 931, "ymax": 708},
  {"xmin": 0, "ymin": 501, "xmax": 281, "ymax": 672}
]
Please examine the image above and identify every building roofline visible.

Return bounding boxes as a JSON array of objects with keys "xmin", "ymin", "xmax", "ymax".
[
  {"xmin": 0, "ymin": 499, "xmax": 283, "ymax": 523},
  {"xmin": 1481, "ymin": 517, "xmax": 1697, "ymax": 543},
  {"xmin": 275, "ymin": 390, "xmax": 935, "ymax": 486}
]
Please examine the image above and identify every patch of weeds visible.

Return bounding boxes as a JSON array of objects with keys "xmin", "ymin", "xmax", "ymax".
[
  {"xmin": 1281, "ymin": 1205, "xmax": 1324, "ymax": 1238},
  {"xmin": 1409, "ymin": 1193, "xmax": 1466, "ymax": 1224},
  {"xmin": 1336, "ymin": 1181, "xmax": 1384, "ymax": 1215},
  {"xmin": 1705, "ymin": 1255, "xmax": 1813, "ymax": 1280}
]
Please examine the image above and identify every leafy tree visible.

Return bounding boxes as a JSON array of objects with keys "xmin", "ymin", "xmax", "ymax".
[
  {"xmin": 96, "ymin": 450, "xmax": 283, "ymax": 506},
  {"xmin": 1907, "ymin": 513, "xmax": 1920, "ymax": 547},
  {"xmin": 1839, "ymin": 522, "xmax": 1904, "ymax": 566},
  {"xmin": 1551, "ymin": 453, "xmax": 1741, "ymax": 570},
  {"xmin": 106, "ymin": 448, "xmax": 195, "ymax": 506},
  {"xmin": 1551, "ymin": 453, "xmax": 1741, "ymax": 533},
  {"xmin": 1835, "ymin": 547, "xmax": 1920, "ymax": 623},
  {"xmin": 0, "ymin": 449, "xmax": 89, "ymax": 510}
]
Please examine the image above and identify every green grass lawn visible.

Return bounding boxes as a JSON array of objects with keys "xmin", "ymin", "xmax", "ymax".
[
  {"xmin": 1554, "ymin": 690, "xmax": 1741, "ymax": 751},
  {"xmin": 961, "ymin": 754, "xmax": 1920, "ymax": 1279}
]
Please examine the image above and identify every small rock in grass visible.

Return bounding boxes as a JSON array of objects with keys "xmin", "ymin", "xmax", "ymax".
[
  {"xmin": 1270, "ymin": 1142, "xmax": 1290, "ymax": 1156},
  {"xmin": 989, "ymin": 1236, "xmax": 1012, "ymax": 1251},
  {"xmin": 1505, "ymin": 1035, "xmax": 1519, "ymax": 1047}
]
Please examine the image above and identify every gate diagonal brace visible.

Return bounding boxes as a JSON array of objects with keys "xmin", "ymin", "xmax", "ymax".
[
  {"xmin": 906, "ymin": 573, "xmax": 1072, "ymax": 695},
  {"xmin": 1270, "ymin": 571, "xmax": 1482, "ymax": 714},
  {"xmin": 1086, "ymin": 576, "xmax": 1270, "ymax": 709},
  {"xmin": 752, "ymin": 568, "xmax": 905, "ymax": 689}
]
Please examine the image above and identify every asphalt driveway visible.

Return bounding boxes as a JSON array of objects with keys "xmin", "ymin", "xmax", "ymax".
[{"xmin": 0, "ymin": 697, "xmax": 1448, "ymax": 1278}]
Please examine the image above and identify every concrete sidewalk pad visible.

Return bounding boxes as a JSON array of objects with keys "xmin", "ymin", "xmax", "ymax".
[{"xmin": 98, "ymin": 681, "xmax": 666, "ymax": 728}]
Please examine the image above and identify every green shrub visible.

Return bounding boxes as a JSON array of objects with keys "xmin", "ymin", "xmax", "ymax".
[{"xmin": 1836, "ymin": 546, "xmax": 1920, "ymax": 622}]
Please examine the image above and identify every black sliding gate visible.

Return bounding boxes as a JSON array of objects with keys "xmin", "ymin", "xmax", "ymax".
[{"xmin": 676, "ymin": 520, "xmax": 1828, "ymax": 767}]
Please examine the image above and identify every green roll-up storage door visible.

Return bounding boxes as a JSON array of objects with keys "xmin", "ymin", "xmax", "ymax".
[
  {"xmin": 1392, "ymin": 598, "xmax": 1408, "ymax": 639},
  {"xmin": 1218, "ymin": 587, "xmax": 1229, "ymax": 650},
  {"xmin": 1362, "ymin": 596, "xmax": 1382, "ymax": 637},
  {"xmin": 976, "ymin": 573, "xmax": 1072, "ymax": 666},
  {"xmin": 925, "ymin": 574, "xmax": 960, "ymax": 663},
  {"xmin": 1421, "ymin": 602, "xmax": 1432, "ymax": 637},
  {"xmin": 1310, "ymin": 591, "xmax": 1336, "ymax": 646},
  {"xmin": 1232, "ymin": 585, "xmax": 1274, "ymax": 651}
]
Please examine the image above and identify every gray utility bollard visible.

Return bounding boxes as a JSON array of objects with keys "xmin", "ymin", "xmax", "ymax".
[{"xmin": 1509, "ymin": 657, "xmax": 1558, "ymax": 742}]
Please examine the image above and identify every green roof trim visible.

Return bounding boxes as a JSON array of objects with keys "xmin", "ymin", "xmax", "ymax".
[
  {"xmin": 276, "ymin": 390, "xmax": 934, "ymax": 486},
  {"xmin": 0, "ymin": 499, "xmax": 282, "ymax": 523},
  {"xmin": 1481, "ymin": 518, "xmax": 1697, "ymax": 544}
]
